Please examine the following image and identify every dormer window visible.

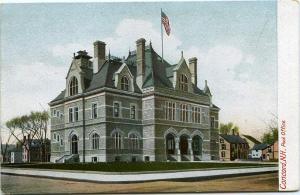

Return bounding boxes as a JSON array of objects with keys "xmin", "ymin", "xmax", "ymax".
[
  {"xmin": 179, "ymin": 74, "xmax": 188, "ymax": 92},
  {"xmin": 69, "ymin": 77, "xmax": 78, "ymax": 96},
  {"xmin": 121, "ymin": 76, "xmax": 129, "ymax": 91}
]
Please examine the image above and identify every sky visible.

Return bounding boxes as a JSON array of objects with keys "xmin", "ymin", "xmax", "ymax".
[{"xmin": 0, "ymin": 1, "xmax": 277, "ymax": 142}]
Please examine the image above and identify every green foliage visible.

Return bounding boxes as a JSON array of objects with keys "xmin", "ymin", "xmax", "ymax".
[{"xmin": 220, "ymin": 122, "xmax": 240, "ymax": 134}]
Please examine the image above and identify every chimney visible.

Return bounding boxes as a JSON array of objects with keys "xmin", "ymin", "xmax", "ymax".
[
  {"xmin": 93, "ymin": 41, "xmax": 106, "ymax": 73},
  {"xmin": 188, "ymin": 57, "xmax": 197, "ymax": 85},
  {"xmin": 136, "ymin": 38, "xmax": 146, "ymax": 89}
]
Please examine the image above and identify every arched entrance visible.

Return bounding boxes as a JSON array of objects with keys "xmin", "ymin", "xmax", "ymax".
[
  {"xmin": 166, "ymin": 133, "xmax": 175, "ymax": 155},
  {"xmin": 192, "ymin": 135, "xmax": 203, "ymax": 159},
  {"xmin": 71, "ymin": 135, "xmax": 78, "ymax": 154},
  {"xmin": 179, "ymin": 135, "xmax": 189, "ymax": 155}
]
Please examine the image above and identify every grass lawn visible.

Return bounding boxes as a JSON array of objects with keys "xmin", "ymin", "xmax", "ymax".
[{"xmin": 2, "ymin": 162, "xmax": 277, "ymax": 172}]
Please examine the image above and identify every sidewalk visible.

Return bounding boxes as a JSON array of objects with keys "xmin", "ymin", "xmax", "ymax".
[{"xmin": 1, "ymin": 166, "xmax": 278, "ymax": 183}]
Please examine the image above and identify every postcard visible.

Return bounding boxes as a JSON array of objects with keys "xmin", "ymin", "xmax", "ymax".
[{"xmin": 1, "ymin": 0, "xmax": 299, "ymax": 194}]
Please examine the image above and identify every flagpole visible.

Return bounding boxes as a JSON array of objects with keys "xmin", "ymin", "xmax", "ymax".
[{"xmin": 161, "ymin": 8, "xmax": 164, "ymax": 63}]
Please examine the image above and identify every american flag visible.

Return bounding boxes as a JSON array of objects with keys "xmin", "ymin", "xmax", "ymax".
[{"xmin": 161, "ymin": 11, "xmax": 171, "ymax": 36}]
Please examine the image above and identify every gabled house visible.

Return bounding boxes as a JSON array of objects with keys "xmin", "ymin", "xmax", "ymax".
[
  {"xmin": 49, "ymin": 38, "xmax": 220, "ymax": 163},
  {"xmin": 251, "ymin": 143, "xmax": 268, "ymax": 160},
  {"xmin": 251, "ymin": 141, "xmax": 278, "ymax": 161},
  {"xmin": 219, "ymin": 133, "xmax": 249, "ymax": 161}
]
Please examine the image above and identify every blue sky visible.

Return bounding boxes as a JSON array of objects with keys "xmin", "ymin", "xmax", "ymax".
[{"xmin": 1, "ymin": 1, "xmax": 277, "ymax": 140}]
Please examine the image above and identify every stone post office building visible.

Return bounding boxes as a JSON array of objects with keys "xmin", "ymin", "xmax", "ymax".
[{"xmin": 49, "ymin": 38, "xmax": 220, "ymax": 163}]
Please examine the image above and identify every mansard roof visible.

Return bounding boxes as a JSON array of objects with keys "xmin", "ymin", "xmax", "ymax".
[{"xmin": 50, "ymin": 44, "xmax": 208, "ymax": 103}]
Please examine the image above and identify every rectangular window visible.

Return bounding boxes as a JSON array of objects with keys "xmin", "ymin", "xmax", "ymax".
[
  {"xmin": 220, "ymin": 139, "xmax": 224, "ymax": 143},
  {"xmin": 192, "ymin": 107, "xmax": 201, "ymax": 123},
  {"xmin": 60, "ymin": 139, "xmax": 63, "ymax": 146},
  {"xmin": 222, "ymin": 144, "xmax": 226, "ymax": 150},
  {"xmin": 221, "ymin": 151, "xmax": 225, "ymax": 157},
  {"xmin": 165, "ymin": 102, "xmax": 176, "ymax": 120},
  {"xmin": 92, "ymin": 103, "xmax": 98, "ymax": 119},
  {"xmin": 180, "ymin": 104, "xmax": 188, "ymax": 122},
  {"xmin": 113, "ymin": 102, "xmax": 120, "ymax": 117},
  {"xmin": 53, "ymin": 133, "xmax": 56, "ymax": 140},
  {"xmin": 130, "ymin": 105, "xmax": 136, "ymax": 119},
  {"xmin": 53, "ymin": 109, "xmax": 57, "ymax": 117},
  {"xmin": 210, "ymin": 117, "xmax": 215, "ymax": 128},
  {"xmin": 92, "ymin": 157, "xmax": 97, "ymax": 162},
  {"xmin": 201, "ymin": 109, "xmax": 209, "ymax": 124},
  {"xmin": 69, "ymin": 108, "xmax": 74, "ymax": 122},
  {"xmin": 74, "ymin": 107, "xmax": 79, "ymax": 121}
]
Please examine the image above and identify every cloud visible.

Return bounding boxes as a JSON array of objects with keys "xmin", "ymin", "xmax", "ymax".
[
  {"xmin": 1, "ymin": 62, "xmax": 67, "ymax": 124},
  {"xmin": 28, "ymin": 18, "xmax": 276, "ymax": 139}
]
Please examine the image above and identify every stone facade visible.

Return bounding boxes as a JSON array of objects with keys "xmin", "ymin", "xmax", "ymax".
[{"xmin": 49, "ymin": 38, "xmax": 220, "ymax": 163}]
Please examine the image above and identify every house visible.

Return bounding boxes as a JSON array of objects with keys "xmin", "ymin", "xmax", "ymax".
[
  {"xmin": 251, "ymin": 143, "xmax": 268, "ymax": 160},
  {"xmin": 219, "ymin": 133, "xmax": 249, "ymax": 161},
  {"xmin": 10, "ymin": 151, "xmax": 23, "ymax": 163},
  {"xmin": 262, "ymin": 141, "xmax": 278, "ymax": 161},
  {"xmin": 23, "ymin": 136, "xmax": 51, "ymax": 163},
  {"xmin": 49, "ymin": 38, "xmax": 220, "ymax": 162},
  {"xmin": 270, "ymin": 141, "xmax": 278, "ymax": 160},
  {"xmin": 241, "ymin": 134, "xmax": 261, "ymax": 150},
  {"xmin": 241, "ymin": 134, "xmax": 261, "ymax": 158}
]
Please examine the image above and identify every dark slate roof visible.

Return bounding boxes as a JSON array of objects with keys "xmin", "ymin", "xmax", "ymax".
[
  {"xmin": 252, "ymin": 143, "xmax": 269, "ymax": 150},
  {"xmin": 51, "ymin": 90, "xmax": 65, "ymax": 103},
  {"xmin": 220, "ymin": 134, "xmax": 248, "ymax": 144},
  {"xmin": 50, "ymin": 43, "xmax": 209, "ymax": 103},
  {"xmin": 242, "ymin": 134, "xmax": 261, "ymax": 144},
  {"xmin": 212, "ymin": 104, "xmax": 220, "ymax": 109}
]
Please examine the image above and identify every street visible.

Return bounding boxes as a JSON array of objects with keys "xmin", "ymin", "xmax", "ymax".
[{"xmin": 1, "ymin": 172, "xmax": 278, "ymax": 194}]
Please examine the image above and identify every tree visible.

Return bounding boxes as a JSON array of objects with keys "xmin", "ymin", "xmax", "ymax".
[
  {"xmin": 261, "ymin": 117, "xmax": 278, "ymax": 144},
  {"xmin": 220, "ymin": 122, "xmax": 240, "ymax": 134},
  {"xmin": 5, "ymin": 111, "xmax": 49, "ymax": 162}
]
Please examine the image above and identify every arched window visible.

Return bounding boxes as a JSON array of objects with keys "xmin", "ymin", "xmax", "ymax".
[
  {"xmin": 192, "ymin": 135, "xmax": 203, "ymax": 156},
  {"xmin": 179, "ymin": 74, "xmax": 188, "ymax": 92},
  {"xmin": 92, "ymin": 133, "xmax": 100, "ymax": 150},
  {"xmin": 121, "ymin": 76, "xmax": 129, "ymax": 91},
  {"xmin": 69, "ymin": 77, "xmax": 78, "ymax": 96},
  {"xmin": 113, "ymin": 132, "xmax": 122, "ymax": 150},
  {"xmin": 166, "ymin": 133, "xmax": 175, "ymax": 155},
  {"xmin": 129, "ymin": 133, "xmax": 139, "ymax": 150}
]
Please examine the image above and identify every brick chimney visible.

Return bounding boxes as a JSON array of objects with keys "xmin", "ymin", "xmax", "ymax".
[
  {"xmin": 188, "ymin": 57, "xmax": 197, "ymax": 85},
  {"xmin": 136, "ymin": 38, "xmax": 146, "ymax": 89},
  {"xmin": 93, "ymin": 41, "xmax": 106, "ymax": 73}
]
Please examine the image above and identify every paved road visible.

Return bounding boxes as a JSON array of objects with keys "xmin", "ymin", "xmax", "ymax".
[{"xmin": 1, "ymin": 173, "xmax": 278, "ymax": 194}]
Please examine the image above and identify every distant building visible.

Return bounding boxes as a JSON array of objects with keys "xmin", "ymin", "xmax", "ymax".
[
  {"xmin": 251, "ymin": 143, "xmax": 269, "ymax": 160},
  {"xmin": 11, "ymin": 151, "xmax": 23, "ymax": 163},
  {"xmin": 241, "ymin": 134, "xmax": 261, "ymax": 149},
  {"xmin": 241, "ymin": 134, "xmax": 261, "ymax": 158},
  {"xmin": 219, "ymin": 133, "xmax": 249, "ymax": 161},
  {"xmin": 262, "ymin": 141, "xmax": 278, "ymax": 161},
  {"xmin": 49, "ymin": 38, "xmax": 220, "ymax": 162},
  {"xmin": 23, "ymin": 136, "xmax": 51, "ymax": 162},
  {"xmin": 251, "ymin": 141, "xmax": 278, "ymax": 161}
]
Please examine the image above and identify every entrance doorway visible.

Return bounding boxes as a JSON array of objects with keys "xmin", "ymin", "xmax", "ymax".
[
  {"xmin": 71, "ymin": 135, "xmax": 78, "ymax": 154},
  {"xmin": 179, "ymin": 135, "xmax": 188, "ymax": 155}
]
